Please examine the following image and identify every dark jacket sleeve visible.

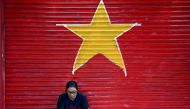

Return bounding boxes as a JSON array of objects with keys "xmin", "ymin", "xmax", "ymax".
[
  {"xmin": 82, "ymin": 96, "xmax": 89, "ymax": 109},
  {"xmin": 57, "ymin": 95, "xmax": 64, "ymax": 109}
]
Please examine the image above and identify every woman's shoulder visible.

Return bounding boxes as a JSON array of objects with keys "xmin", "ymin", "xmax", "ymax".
[
  {"xmin": 77, "ymin": 92, "xmax": 87, "ymax": 99},
  {"xmin": 59, "ymin": 93, "xmax": 67, "ymax": 98}
]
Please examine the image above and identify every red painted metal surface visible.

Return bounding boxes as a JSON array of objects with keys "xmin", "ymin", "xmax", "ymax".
[
  {"xmin": 4, "ymin": 0, "xmax": 190, "ymax": 109},
  {"xmin": 1, "ymin": 0, "xmax": 5, "ymax": 108}
]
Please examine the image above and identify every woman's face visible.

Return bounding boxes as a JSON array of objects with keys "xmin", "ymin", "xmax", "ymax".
[{"xmin": 67, "ymin": 87, "xmax": 77, "ymax": 101}]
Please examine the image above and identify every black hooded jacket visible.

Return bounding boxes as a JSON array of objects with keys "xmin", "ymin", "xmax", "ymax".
[{"xmin": 57, "ymin": 92, "xmax": 89, "ymax": 109}]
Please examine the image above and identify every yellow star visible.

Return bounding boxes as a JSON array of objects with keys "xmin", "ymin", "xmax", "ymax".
[{"xmin": 56, "ymin": 0, "xmax": 141, "ymax": 77}]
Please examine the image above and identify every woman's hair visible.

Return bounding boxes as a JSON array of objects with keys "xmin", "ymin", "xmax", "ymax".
[{"xmin": 66, "ymin": 80, "xmax": 78, "ymax": 91}]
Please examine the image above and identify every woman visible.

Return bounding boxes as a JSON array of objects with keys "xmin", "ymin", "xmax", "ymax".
[{"xmin": 57, "ymin": 81, "xmax": 89, "ymax": 109}]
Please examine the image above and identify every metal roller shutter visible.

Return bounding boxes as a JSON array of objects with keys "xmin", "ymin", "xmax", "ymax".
[{"xmin": 4, "ymin": 0, "xmax": 190, "ymax": 108}]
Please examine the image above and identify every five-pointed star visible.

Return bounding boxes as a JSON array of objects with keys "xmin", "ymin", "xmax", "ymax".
[{"xmin": 56, "ymin": 0, "xmax": 140, "ymax": 77}]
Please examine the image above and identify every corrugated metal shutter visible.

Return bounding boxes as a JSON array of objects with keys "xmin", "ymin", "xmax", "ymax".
[
  {"xmin": 4, "ymin": 0, "xmax": 190, "ymax": 109},
  {"xmin": 1, "ymin": 0, "xmax": 5, "ymax": 108}
]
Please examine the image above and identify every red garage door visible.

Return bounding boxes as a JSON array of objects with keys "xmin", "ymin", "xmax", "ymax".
[{"xmin": 4, "ymin": 0, "xmax": 190, "ymax": 109}]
